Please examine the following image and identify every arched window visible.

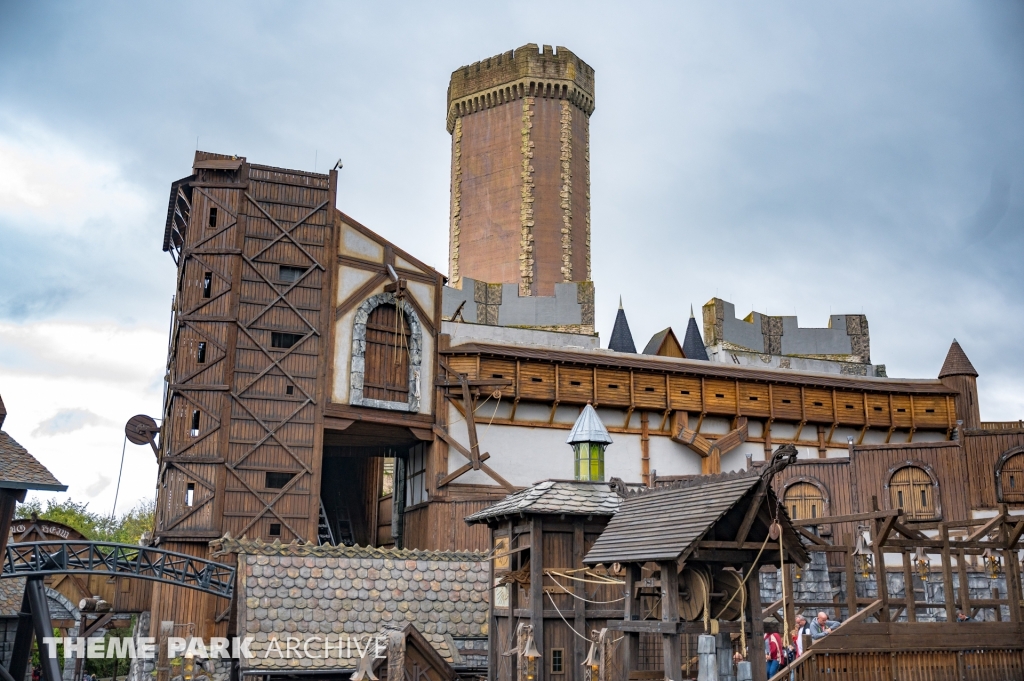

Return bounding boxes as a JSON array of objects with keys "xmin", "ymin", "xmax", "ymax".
[
  {"xmin": 889, "ymin": 466, "xmax": 936, "ymax": 520},
  {"xmin": 362, "ymin": 303, "xmax": 412, "ymax": 403},
  {"xmin": 784, "ymin": 482, "xmax": 826, "ymax": 521},
  {"xmin": 997, "ymin": 451, "xmax": 1024, "ymax": 504}
]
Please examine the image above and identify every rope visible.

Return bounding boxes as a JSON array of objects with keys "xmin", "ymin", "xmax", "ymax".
[
  {"xmin": 546, "ymin": 591, "xmax": 590, "ymax": 641},
  {"xmin": 547, "ymin": 575, "xmax": 626, "ymax": 604},
  {"xmin": 547, "ymin": 569, "xmax": 624, "ymax": 585},
  {"xmin": 110, "ymin": 434, "xmax": 127, "ymax": 521},
  {"xmin": 779, "ymin": 526, "xmax": 789, "ymax": 644}
]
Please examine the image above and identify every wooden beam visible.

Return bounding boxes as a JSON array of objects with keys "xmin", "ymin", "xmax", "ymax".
[
  {"xmin": 967, "ymin": 513, "xmax": 1005, "ymax": 542},
  {"xmin": 735, "ymin": 481, "xmax": 766, "ymax": 545},
  {"xmin": 790, "ymin": 509, "xmax": 901, "ymax": 527}
]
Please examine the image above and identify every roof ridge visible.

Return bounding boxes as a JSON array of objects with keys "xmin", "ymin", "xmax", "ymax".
[{"xmin": 209, "ymin": 533, "xmax": 486, "ymax": 560}]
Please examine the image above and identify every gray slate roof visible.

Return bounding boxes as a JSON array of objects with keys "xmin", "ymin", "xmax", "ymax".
[
  {"xmin": 584, "ymin": 471, "xmax": 764, "ymax": 564},
  {"xmin": 608, "ymin": 305, "xmax": 637, "ymax": 353},
  {"xmin": 239, "ymin": 550, "xmax": 489, "ymax": 673},
  {"xmin": 0, "ymin": 431, "xmax": 66, "ymax": 491},
  {"xmin": 682, "ymin": 313, "xmax": 709, "ymax": 361},
  {"xmin": 566, "ymin": 405, "xmax": 613, "ymax": 444},
  {"xmin": 465, "ymin": 480, "xmax": 622, "ymax": 524}
]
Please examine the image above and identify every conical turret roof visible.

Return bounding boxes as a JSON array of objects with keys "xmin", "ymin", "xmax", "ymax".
[
  {"xmin": 608, "ymin": 297, "xmax": 637, "ymax": 353},
  {"xmin": 938, "ymin": 339, "xmax": 978, "ymax": 378},
  {"xmin": 682, "ymin": 306, "xmax": 709, "ymax": 361},
  {"xmin": 566, "ymin": 404, "xmax": 613, "ymax": 444}
]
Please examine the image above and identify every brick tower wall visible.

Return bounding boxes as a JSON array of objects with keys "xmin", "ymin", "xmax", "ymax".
[{"xmin": 448, "ymin": 44, "xmax": 595, "ymax": 297}]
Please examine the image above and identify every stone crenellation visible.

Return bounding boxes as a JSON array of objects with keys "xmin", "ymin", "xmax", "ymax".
[
  {"xmin": 446, "ymin": 44, "xmax": 595, "ymax": 133},
  {"xmin": 443, "ymin": 277, "xmax": 595, "ymax": 335},
  {"xmin": 704, "ymin": 298, "xmax": 872, "ymax": 365}
]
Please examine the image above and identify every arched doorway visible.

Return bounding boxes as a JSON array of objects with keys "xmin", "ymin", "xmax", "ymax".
[
  {"xmin": 784, "ymin": 482, "xmax": 827, "ymax": 521},
  {"xmin": 889, "ymin": 465, "xmax": 937, "ymax": 520},
  {"xmin": 997, "ymin": 450, "xmax": 1024, "ymax": 504},
  {"xmin": 363, "ymin": 302, "xmax": 412, "ymax": 403}
]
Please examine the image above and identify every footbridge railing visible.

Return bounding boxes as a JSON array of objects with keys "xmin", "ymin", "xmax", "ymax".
[{"xmin": 2, "ymin": 541, "xmax": 235, "ymax": 598}]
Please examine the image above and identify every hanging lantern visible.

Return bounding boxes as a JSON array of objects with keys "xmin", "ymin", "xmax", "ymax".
[
  {"xmin": 794, "ymin": 564, "xmax": 803, "ymax": 581},
  {"xmin": 523, "ymin": 633, "xmax": 541, "ymax": 681},
  {"xmin": 984, "ymin": 549, "xmax": 1000, "ymax": 579},
  {"xmin": 566, "ymin": 403, "xmax": 613, "ymax": 482},
  {"xmin": 853, "ymin": 528, "xmax": 873, "ymax": 579},
  {"xmin": 915, "ymin": 547, "xmax": 930, "ymax": 582}
]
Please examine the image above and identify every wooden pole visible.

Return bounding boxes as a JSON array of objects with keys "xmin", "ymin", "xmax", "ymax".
[
  {"xmin": 844, "ymin": 535, "xmax": 858, "ymax": 619},
  {"xmin": 640, "ymin": 412, "xmax": 650, "ymax": 486},
  {"xmin": 623, "ymin": 564, "xmax": 641, "ymax": 681},
  {"xmin": 156, "ymin": 620, "xmax": 173, "ymax": 681},
  {"xmin": 1002, "ymin": 546, "xmax": 1022, "ymax": 623},
  {"xmin": 939, "ymin": 523, "xmax": 957, "ymax": 622},
  {"xmin": 745, "ymin": 568, "xmax": 765, "ymax": 681},
  {"xmin": 573, "ymin": 521, "xmax": 586, "ymax": 681},
  {"xmin": 901, "ymin": 551, "xmax": 916, "ymax": 622},
  {"xmin": 530, "ymin": 518, "xmax": 545, "ymax": 681},
  {"xmin": 956, "ymin": 549, "xmax": 971, "ymax": 618},
  {"xmin": 660, "ymin": 561, "xmax": 681, "ymax": 681}
]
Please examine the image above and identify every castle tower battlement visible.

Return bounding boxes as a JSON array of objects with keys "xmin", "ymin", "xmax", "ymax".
[{"xmin": 447, "ymin": 44, "xmax": 595, "ymax": 299}]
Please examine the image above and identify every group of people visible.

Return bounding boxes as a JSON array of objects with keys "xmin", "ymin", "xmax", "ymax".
[{"xmin": 763, "ymin": 611, "xmax": 842, "ymax": 677}]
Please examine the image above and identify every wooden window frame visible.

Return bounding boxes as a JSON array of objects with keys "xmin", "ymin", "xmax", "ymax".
[{"xmin": 883, "ymin": 461, "xmax": 941, "ymax": 521}]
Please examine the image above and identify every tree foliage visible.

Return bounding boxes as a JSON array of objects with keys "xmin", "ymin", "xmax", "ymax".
[{"xmin": 16, "ymin": 497, "xmax": 155, "ymax": 544}]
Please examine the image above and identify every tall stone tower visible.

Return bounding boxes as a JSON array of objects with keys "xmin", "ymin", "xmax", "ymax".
[{"xmin": 447, "ymin": 44, "xmax": 595, "ymax": 296}]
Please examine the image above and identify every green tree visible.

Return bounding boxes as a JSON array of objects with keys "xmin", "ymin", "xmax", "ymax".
[{"xmin": 17, "ymin": 497, "xmax": 155, "ymax": 544}]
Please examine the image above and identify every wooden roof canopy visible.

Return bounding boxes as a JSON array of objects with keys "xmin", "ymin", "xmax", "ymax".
[{"xmin": 584, "ymin": 457, "xmax": 809, "ymax": 569}]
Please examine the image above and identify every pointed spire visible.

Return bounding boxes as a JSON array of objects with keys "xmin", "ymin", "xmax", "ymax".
[
  {"xmin": 608, "ymin": 300, "xmax": 636, "ymax": 353},
  {"xmin": 682, "ymin": 310, "xmax": 709, "ymax": 361},
  {"xmin": 566, "ymin": 404, "xmax": 613, "ymax": 445},
  {"xmin": 938, "ymin": 339, "xmax": 978, "ymax": 378}
]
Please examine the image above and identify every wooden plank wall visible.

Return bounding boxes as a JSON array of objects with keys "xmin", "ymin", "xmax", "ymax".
[
  {"xmin": 147, "ymin": 540, "xmax": 236, "ymax": 638},
  {"xmin": 772, "ymin": 459, "xmax": 856, "ymax": 541},
  {"xmin": 850, "ymin": 442, "xmax": 970, "ymax": 523},
  {"xmin": 965, "ymin": 429, "xmax": 1024, "ymax": 509},
  {"xmin": 402, "ymin": 501, "xmax": 491, "ymax": 552}
]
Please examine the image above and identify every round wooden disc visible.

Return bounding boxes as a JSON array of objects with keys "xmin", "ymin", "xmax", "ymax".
[
  {"xmin": 677, "ymin": 568, "xmax": 706, "ymax": 621},
  {"xmin": 125, "ymin": 414, "xmax": 158, "ymax": 445},
  {"xmin": 712, "ymin": 570, "xmax": 744, "ymax": 621}
]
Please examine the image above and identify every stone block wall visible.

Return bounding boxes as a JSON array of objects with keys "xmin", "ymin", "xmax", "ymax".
[
  {"xmin": 703, "ymin": 298, "xmax": 872, "ymax": 366},
  {"xmin": 442, "ymin": 277, "xmax": 595, "ymax": 335}
]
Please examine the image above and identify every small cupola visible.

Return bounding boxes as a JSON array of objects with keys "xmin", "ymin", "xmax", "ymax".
[{"xmin": 566, "ymin": 403, "xmax": 613, "ymax": 481}]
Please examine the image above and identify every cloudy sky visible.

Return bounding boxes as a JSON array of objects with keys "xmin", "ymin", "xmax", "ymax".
[{"xmin": 1, "ymin": 2, "xmax": 1022, "ymax": 512}]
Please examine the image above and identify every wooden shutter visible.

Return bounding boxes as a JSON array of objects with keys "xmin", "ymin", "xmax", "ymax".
[
  {"xmin": 889, "ymin": 466, "xmax": 935, "ymax": 520},
  {"xmin": 363, "ymin": 303, "xmax": 411, "ymax": 402},
  {"xmin": 1000, "ymin": 453, "xmax": 1024, "ymax": 503},
  {"xmin": 784, "ymin": 482, "xmax": 826, "ymax": 521}
]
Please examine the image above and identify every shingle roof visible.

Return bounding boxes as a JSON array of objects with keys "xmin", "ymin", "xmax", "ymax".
[
  {"xmin": 682, "ymin": 310, "xmax": 709, "ymax": 361},
  {"xmin": 938, "ymin": 340, "xmax": 978, "ymax": 378},
  {"xmin": 566, "ymin": 405, "xmax": 613, "ymax": 444},
  {"xmin": 0, "ymin": 577, "xmax": 25, "ymax": 617},
  {"xmin": 608, "ymin": 301, "xmax": 637, "ymax": 353},
  {"xmin": 0, "ymin": 431, "xmax": 66, "ymax": 491},
  {"xmin": 211, "ymin": 535, "xmax": 486, "ymax": 562},
  {"xmin": 465, "ymin": 480, "xmax": 622, "ymax": 524},
  {"xmin": 238, "ymin": 551, "xmax": 489, "ymax": 673},
  {"xmin": 584, "ymin": 471, "xmax": 766, "ymax": 564}
]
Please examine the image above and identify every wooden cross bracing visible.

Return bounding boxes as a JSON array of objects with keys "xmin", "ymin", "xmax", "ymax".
[
  {"xmin": 434, "ymin": 360, "xmax": 515, "ymax": 492},
  {"xmin": 221, "ymin": 190, "xmax": 328, "ymax": 542}
]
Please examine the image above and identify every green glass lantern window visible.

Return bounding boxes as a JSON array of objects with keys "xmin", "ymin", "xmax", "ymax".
[{"xmin": 573, "ymin": 442, "xmax": 605, "ymax": 482}]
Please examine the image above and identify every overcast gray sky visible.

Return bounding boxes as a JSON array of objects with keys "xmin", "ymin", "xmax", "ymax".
[{"xmin": 1, "ymin": 2, "xmax": 1022, "ymax": 510}]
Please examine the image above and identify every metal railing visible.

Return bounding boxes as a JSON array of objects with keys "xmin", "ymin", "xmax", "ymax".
[{"xmin": 1, "ymin": 541, "xmax": 235, "ymax": 598}]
